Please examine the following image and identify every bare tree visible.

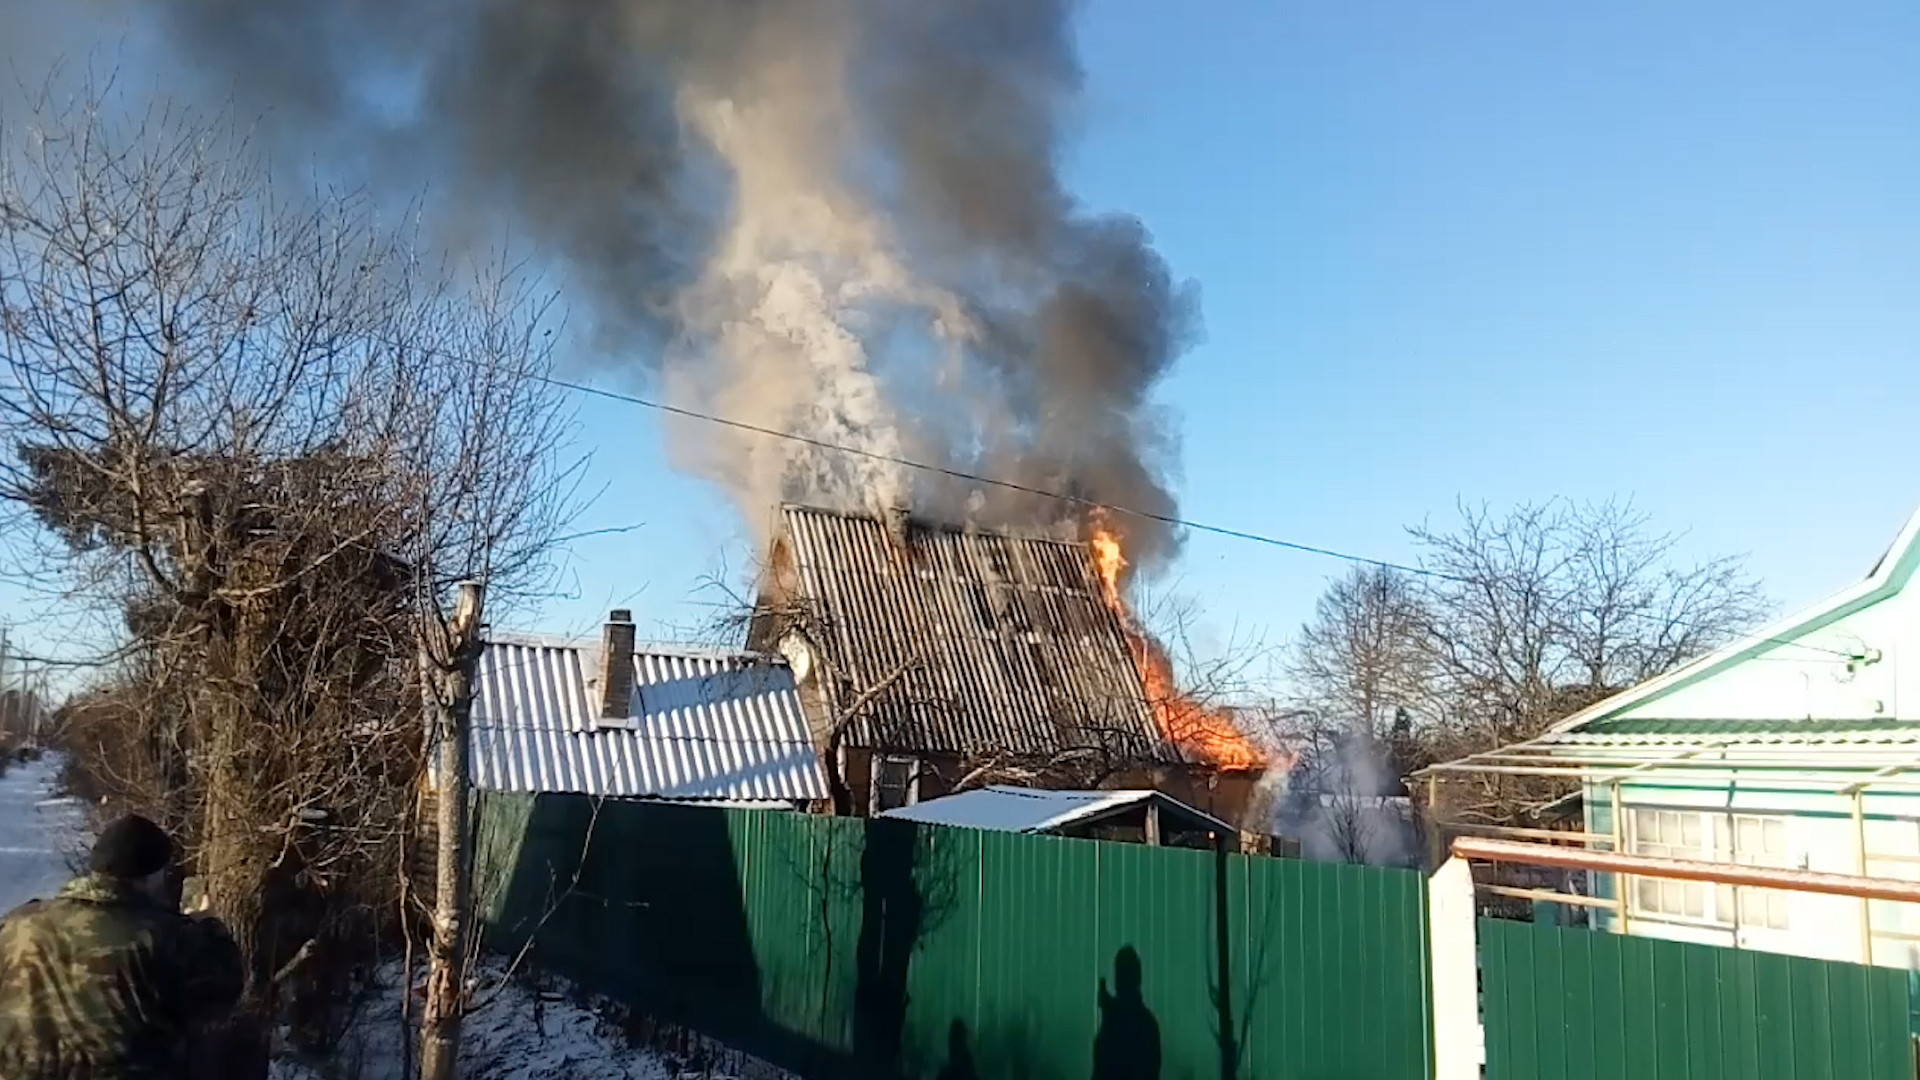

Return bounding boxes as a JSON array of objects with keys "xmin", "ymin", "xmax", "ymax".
[
  {"xmin": 0, "ymin": 89, "xmax": 576, "ymax": 1076},
  {"xmin": 1286, "ymin": 565, "xmax": 1433, "ymax": 740},
  {"xmin": 1279, "ymin": 501, "xmax": 1764, "ymax": 843},
  {"xmin": 1412, "ymin": 499, "xmax": 1764, "ymax": 753},
  {"xmin": 1323, "ymin": 789, "xmax": 1374, "ymax": 865},
  {"xmin": 1408, "ymin": 499, "xmax": 1765, "ymax": 825},
  {"xmin": 722, "ymin": 574, "xmax": 926, "ymax": 816}
]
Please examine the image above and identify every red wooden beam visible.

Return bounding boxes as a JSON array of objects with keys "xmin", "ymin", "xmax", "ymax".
[{"xmin": 1452, "ymin": 836, "xmax": 1920, "ymax": 905}]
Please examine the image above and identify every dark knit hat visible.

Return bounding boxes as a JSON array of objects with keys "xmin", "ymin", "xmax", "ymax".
[{"xmin": 89, "ymin": 814, "xmax": 175, "ymax": 880}]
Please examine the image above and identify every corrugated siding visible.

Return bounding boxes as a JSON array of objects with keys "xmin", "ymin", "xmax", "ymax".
[
  {"xmin": 468, "ymin": 639, "xmax": 828, "ymax": 802},
  {"xmin": 1549, "ymin": 716, "xmax": 1920, "ymax": 749},
  {"xmin": 777, "ymin": 505, "xmax": 1172, "ymax": 761},
  {"xmin": 1481, "ymin": 918, "xmax": 1913, "ymax": 1080},
  {"xmin": 473, "ymin": 792, "xmax": 1434, "ymax": 1080}
]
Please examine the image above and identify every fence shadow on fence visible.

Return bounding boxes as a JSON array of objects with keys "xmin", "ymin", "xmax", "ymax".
[{"xmin": 472, "ymin": 792, "xmax": 1433, "ymax": 1080}]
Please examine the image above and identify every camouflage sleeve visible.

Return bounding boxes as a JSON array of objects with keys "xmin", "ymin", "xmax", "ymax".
[{"xmin": 167, "ymin": 914, "xmax": 246, "ymax": 1025}]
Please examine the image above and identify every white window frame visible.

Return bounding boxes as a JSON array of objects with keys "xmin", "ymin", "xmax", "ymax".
[
  {"xmin": 1627, "ymin": 808, "xmax": 1791, "ymax": 930},
  {"xmin": 1864, "ymin": 817, "xmax": 1920, "ymax": 966},
  {"xmin": 871, "ymin": 755, "xmax": 921, "ymax": 815}
]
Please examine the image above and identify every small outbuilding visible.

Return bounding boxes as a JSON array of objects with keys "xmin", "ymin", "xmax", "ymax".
[{"xmin": 880, "ymin": 785, "xmax": 1240, "ymax": 851}]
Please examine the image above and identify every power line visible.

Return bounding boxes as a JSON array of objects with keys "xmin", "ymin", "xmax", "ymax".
[
  {"xmin": 533, "ymin": 371, "xmax": 1455, "ymax": 581},
  {"xmin": 420, "ymin": 353, "xmax": 1850, "ymax": 664},
  {"xmin": 529, "ymin": 373, "xmax": 1863, "ymax": 659}
]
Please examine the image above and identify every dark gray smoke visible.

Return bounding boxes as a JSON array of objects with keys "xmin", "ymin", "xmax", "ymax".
[{"xmin": 79, "ymin": 0, "xmax": 1201, "ymax": 566}]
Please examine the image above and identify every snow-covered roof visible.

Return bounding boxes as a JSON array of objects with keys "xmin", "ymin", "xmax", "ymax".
[
  {"xmin": 879, "ymin": 785, "xmax": 1231, "ymax": 836},
  {"xmin": 461, "ymin": 633, "xmax": 829, "ymax": 803}
]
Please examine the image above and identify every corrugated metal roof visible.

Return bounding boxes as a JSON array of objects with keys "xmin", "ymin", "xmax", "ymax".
[
  {"xmin": 465, "ymin": 634, "xmax": 829, "ymax": 802},
  {"xmin": 760, "ymin": 504, "xmax": 1175, "ymax": 762},
  {"xmin": 879, "ymin": 785, "xmax": 1231, "ymax": 835},
  {"xmin": 1542, "ymin": 717, "xmax": 1920, "ymax": 749}
]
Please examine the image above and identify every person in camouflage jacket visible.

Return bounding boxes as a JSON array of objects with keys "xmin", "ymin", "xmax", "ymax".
[{"xmin": 0, "ymin": 814, "xmax": 245, "ymax": 1080}]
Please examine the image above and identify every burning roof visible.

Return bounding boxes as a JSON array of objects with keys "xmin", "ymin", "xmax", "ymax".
[{"xmin": 750, "ymin": 504, "xmax": 1178, "ymax": 765}]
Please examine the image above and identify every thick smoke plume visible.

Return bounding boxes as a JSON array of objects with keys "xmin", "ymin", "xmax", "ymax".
[{"xmin": 75, "ymin": 0, "xmax": 1201, "ymax": 566}]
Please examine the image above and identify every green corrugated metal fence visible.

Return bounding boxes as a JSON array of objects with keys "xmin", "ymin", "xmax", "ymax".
[
  {"xmin": 473, "ymin": 792, "xmax": 1434, "ymax": 1080},
  {"xmin": 1480, "ymin": 918, "xmax": 1914, "ymax": 1080}
]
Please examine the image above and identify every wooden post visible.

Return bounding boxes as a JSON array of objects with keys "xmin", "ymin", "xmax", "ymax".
[
  {"xmin": 1610, "ymin": 780, "xmax": 1629, "ymax": 934},
  {"xmin": 1423, "ymin": 775, "xmax": 1445, "ymax": 871},
  {"xmin": 419, "ymin": 582, "xmax": 485, "ymax": 1080},
  {"xmin": 1854, "ymin": 788, "xmax": 1873, "ymax": 964},
  {"xmin": 1145, "ymin": 801, "xmax": 1162, "ymax": 847}
]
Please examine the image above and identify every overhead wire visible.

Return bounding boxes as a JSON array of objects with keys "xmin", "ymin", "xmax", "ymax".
[
  {"xmin": 532, "ymin": 370, "xmax": 1455, "ymax": 580},
  {"xmin": 426, "ymin": 354, "xmax": 1864, "ymax": 664}
]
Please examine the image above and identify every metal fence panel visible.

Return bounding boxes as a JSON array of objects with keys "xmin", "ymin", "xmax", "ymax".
[
  {"xmin": 475, "ymin": 792, "xmax": 1435, "ymax": 1080},
  {"xmin": 1481, "ymin": 918, "xmax": 1912, "ymax": 1080}
]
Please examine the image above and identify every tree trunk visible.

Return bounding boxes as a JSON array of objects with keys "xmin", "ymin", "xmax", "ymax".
[{"xmin": 418, "ymin": 582, "xmax": 484, "ymax": 1080}]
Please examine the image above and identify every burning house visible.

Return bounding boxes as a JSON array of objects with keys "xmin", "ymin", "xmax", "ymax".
[{"xmin": 747, "ymin": 504, "xmax": 1271, "ymax": 826}]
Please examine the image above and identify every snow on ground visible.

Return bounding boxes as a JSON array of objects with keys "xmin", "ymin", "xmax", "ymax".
[
  {"xmin": 0, "ymin": 751, "xmax": 87, "ymax": 913},
  {"xmin": 269, "ymin": 958, "xmax": 710, "ymax": 1080},
  {"xmin": 0, "ymin": 753, "xmax": 774, "ymax": 1080}
]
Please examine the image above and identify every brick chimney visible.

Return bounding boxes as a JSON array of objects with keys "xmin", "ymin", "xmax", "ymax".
[{"xmin": 599, "ymin": 609, "xmax": 636, "ymax": 722}]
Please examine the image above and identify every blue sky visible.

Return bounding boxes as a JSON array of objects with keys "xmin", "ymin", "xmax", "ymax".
[
  {"xmin": 5, "ymin": 3, "xmax": 1920, "ymax": 674},
  {"xmin": 540, "ymin": 3, "xmax": 1920, "ymax": 652}
]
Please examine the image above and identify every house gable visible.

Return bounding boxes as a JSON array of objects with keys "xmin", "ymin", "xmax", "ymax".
[
  {"xmin": 1555, "ymin": 504, "xmax": 1920, "ymax": 730},
  {"xmin": 758, "ymin": 503, "xmax": 1176, "ymax": 764}
]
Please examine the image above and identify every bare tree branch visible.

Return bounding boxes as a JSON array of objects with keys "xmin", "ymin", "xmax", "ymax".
[{"xmin": 0, "ymin": 89, "xmax": 580, "ymax": 1074}]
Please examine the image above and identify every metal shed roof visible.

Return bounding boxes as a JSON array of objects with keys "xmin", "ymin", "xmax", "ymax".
[
  {"xmin": 465, "ymin": 633, "xmax": 829, "ymax": 802},
  {"xmin": 756, "ymin": 504, "xmax": 1176, "ymax": 763},
  {"xmin": 879, "ymin": 785, "xmax": 1232, "ymax": 835},
  {"xmin": 1417, "ymin": 716, "xmax": 1920, "ymax": 795}
]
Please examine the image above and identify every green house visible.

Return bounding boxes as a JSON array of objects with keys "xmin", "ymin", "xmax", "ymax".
[{"xmin": 1439, "ymin": 505, "xmax": 1920, "ymax": 970}]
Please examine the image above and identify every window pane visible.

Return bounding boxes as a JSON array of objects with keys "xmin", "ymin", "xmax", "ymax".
[
  {"xmin": 1683, "ymin": 884, "xmax": 1704, "ymax": 918},
  {"xmin": 1768, "ymin": 892, "xmax": 1789, "ymax": 930},
  {"xmin": 874, "ymin": 758, "xmax": 914, "ymax": 811},
  {"xmin": 1713, "ymin": 815, "xmax": 1731, "ymax": 855},
  {"xmin": 1637, "ymin": 878, "xmax": 1661, "ymax": 911},
  {"xmin": 1638, "ymin": 810, "xmax": 1659, "ymax": 844},
  {"xmin": 1715, "ymin": 883, "xmax": 1735, "ymax": 919},
  {"xmin": 1762, "ymin": 820, "xmax": 1786, "ymax": 857},
  {"xmin": 1662, "ymin": 881, "xmax": 1685, "ymax": 913},
  {"xmin": 1738, "ymin": 818, "xmax": 1761, "ymax": 854},
  {"xmin": 1681, "ymin": 815, "xmax": 1702, "ymax": 850}
]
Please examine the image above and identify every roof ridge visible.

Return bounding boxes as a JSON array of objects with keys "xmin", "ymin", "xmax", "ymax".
[
  {"xmin": 1549, "ymin": 501, "xmax": 1920, "ymax": 735},
  {"xmin": 1585, "ymin": 716, "xmax": 1918, "ymax": 730},
  {"xmin": 484, "ymin": 631, "xmax": 786, "ymax": 665},
  {"xmin": 779, "ymin": 502, "xmax": 1087, "ymax": 548}
]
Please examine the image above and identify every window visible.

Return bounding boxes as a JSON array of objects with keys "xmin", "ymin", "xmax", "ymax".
[
  {"xmin": 1628, "ymin": 809, "xmax": 1790, "ymax": 930},
  {"xmin": 872, "ymin": 756, "xmax": 919, "ymax": 813},
  {"xmin": 1631, "ymin": 809, "xmax": 1707, "ymax": 919},
  {"xmin": 1728, "ymin": 815, "xmax": 1790, "ymax": 930},
  {"xmin": 1865, "ymin": 818, "xmax": 1920, "ymax": 967}
]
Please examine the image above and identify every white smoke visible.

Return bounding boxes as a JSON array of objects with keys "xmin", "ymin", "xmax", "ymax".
[
  {"xmin": 54, "ymin": 0, "xmax": 1202, "ymax": 564},
  {"xmin": 665, "ymin": 74, "xmax": 977, "ymax": 522}
]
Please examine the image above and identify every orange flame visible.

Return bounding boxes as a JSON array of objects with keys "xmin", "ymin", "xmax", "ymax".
[{"xmin": 1088, "ymin": 518, "xmax": 1266, "ymax": 773}]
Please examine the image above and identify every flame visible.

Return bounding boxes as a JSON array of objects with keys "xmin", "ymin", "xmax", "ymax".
[{"xmin": 1087, "ymin": 517, "xmax": 1267, "ymax": 773}]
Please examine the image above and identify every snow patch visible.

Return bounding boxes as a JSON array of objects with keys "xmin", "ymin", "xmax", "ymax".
[
  {"xmin": 0, "ymin": 752, "xmax": 86, "ymax": 913},
  {"xmin": 268, "ymin": 958, "xmax": 786, "ymax": 1080}
]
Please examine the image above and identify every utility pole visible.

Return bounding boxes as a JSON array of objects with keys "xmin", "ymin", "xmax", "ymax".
[
  {"xmin": 0, "ymin": 625, "xmax": 11, "ymax": 742},
  {"xmin": 419, "ymin": 581, "xmax": 486, "ymax": 1080}
]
